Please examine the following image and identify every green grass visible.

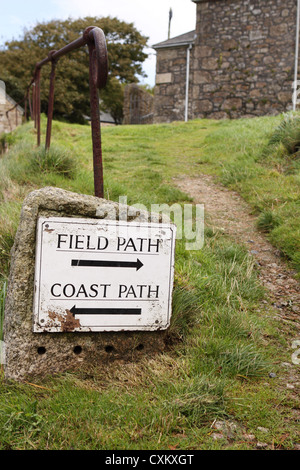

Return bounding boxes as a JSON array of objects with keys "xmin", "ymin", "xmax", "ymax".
[
  {"xmin": 0, "ymin": 281, "xmax": 5, "ymax": 342},
  {"xmin": 191, "ymin": 114, "xmax": 300, "ymax": 273},
  {"xmin": 0, "ymin": 115, "xmax": 299, "ymax": 449}
]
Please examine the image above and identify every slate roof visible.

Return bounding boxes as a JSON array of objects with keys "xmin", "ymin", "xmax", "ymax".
[
  {"xmin": 152, "ymin": 30, "xmax": 196, "ymax": 50},
  {"xmin": 100, "ymin": 111, "xmax": 115, "ymax": 124},
  {"xmin": 84, "ymin": 110, "xmax": 115, "ymax": 124}
]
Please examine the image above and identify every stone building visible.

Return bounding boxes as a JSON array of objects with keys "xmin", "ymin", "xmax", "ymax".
[
  {"xmin": 153, "ymin": 0, "xmax": 299, "ymax": 122},
  {"xmin": 0, "ymin": 81, "xmax": 24, "ymax": 134}
]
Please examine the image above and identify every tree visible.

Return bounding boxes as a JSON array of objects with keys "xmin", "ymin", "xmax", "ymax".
[{"xmin": 0, "ymin": 17, "xmax": 148, "ymax": 123}]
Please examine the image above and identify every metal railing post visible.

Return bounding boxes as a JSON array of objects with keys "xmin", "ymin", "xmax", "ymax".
[
  {"xmin": 45, "ymin": 52, "xmax": 57, "ymax": 150},
  {"xmin": 35, "ymin": 68, "xmax": 41, "ymax": 146}
]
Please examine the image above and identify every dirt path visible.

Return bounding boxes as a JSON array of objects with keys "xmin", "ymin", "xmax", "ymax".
[
  {"xmin": 174, "ymin": 175, "xmax": 300, "ymax": 328},
  {"xmin": 175, "ymin": 175, "xmax": 300, "ymax": 448}
]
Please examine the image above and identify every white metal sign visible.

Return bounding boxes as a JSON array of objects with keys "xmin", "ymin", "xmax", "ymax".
[{"xmin": 33, "ymin": 217, "xmax": 176, "ymax": 332}]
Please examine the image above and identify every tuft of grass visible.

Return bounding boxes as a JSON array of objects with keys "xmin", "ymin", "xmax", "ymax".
[
  {"xmin": 167, "ymin": 284, "xmax": 200, "ymax": 342},
  {"xmin": 256, "ymin": 209, "xmax": 281, "ymax": 233},
  {"xmin": 220, "ymin": 163, "xmax": 258, "ymax": 186},
  {"xmin": 169, "ymin": 376, "xmax": 227, "ymax": 425},
  {"xmin": 2, "ymin": 399, "xmax": 42, "ymax": 440},
  {"xmin": 267, "ymin": 113, "xmax": 300, "ymax": 155},
  {"xmin": 28, "ymin": 146, "xmax": 76, "ymax": 178},
  {"xmin": 214, "ymin": 343, "xmax": 269, "ymax": 378},
  {"xmin": 190, "ymin": 336, "xmax": 270, "ymax": 380}
]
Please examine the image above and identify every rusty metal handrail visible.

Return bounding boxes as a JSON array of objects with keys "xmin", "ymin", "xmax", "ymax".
[{"xmin": 5, "ymin": 26, "xmax": 108, "ymax": 198}]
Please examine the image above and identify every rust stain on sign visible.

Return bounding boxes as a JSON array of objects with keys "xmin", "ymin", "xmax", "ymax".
[{"xmin": 48, "ymin": 310, "xmax": 81, "ymax": 332}]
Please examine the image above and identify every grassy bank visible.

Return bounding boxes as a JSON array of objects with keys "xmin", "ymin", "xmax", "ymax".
[
  {"xmin": 2, "ymin": 113, "xmax": 299, "ymax": 274},
  {"xmin": 0, "ymin": 115, "xmax": 299, "ymax": 449},
  {"xmin": 192, "ymin": 114, "xmax": 300, "ymax": 273}
]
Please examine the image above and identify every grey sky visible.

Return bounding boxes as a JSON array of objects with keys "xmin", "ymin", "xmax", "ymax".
[{"xmin": 0, "ymin": 0, "xmax": 197, "ymax": 85}]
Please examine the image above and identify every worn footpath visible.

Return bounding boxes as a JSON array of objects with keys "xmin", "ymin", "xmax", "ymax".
[
  {"xmin": 175, "ymin": 174, "xmax": 300, "ymax": 445},
  {"xmin": 175, "ymin": 175, "xmax": 300, "ymax": 329}
]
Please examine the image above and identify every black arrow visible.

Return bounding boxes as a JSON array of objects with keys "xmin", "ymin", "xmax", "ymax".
[
  {"xmin": 71, "ymin": 258, "xmax": 143, "ymax": 271},
  {"xmin": 70, "ymin": 306, "xmax": 141, "ymax": 316}
]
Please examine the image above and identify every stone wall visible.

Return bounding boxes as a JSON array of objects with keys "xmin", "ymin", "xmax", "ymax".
[
  {"xmin": 153, "ymin": 46, "xmax": 194, "ymax": 123},
  {"xmin": 123, "ymin": 84, "xmax": 154, "ymax": 124},
  {"xmin": 191, "ymin": 0, "xmax": 297, "ymax": 119},
  {"xmin": 0, "ymin": 82, "xmax": 24, "ymax": 134}
]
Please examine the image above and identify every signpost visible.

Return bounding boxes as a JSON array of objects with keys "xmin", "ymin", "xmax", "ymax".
[{"xmin": 33, "ymin": 217, "xmax": 176, "ymax": 333}]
